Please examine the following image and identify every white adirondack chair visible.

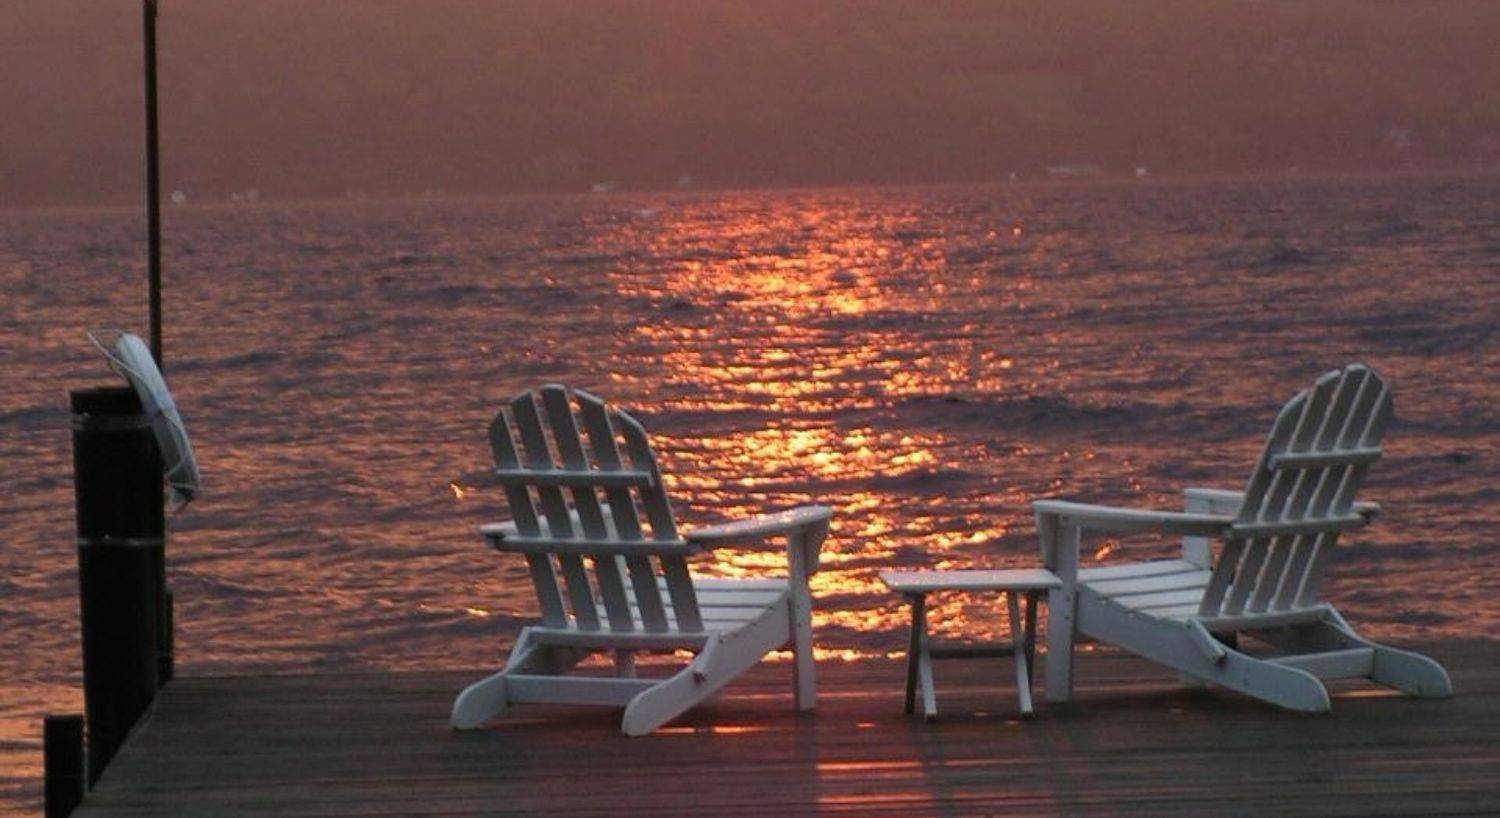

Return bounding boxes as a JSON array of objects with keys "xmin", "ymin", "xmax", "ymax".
[
  {"xmin": 1036, "ymin": 364, "xmax": 1452, "ymax": 712},
  {"xmin": 451, "ymin": 384, "xmax": 832, "ymax": 735}
]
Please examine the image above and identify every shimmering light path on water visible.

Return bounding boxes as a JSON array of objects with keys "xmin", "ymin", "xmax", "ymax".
[{"xmin": 2, "ymin": 175, "xmax": 1497, "ymax": 809}]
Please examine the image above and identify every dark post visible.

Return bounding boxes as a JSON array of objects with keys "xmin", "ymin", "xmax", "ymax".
[
  {"xmin": 72, "ymin": 386, "xmax": 164, "ymax": 785},
  {"xmin": 43, "ymin": 715, "xmax": 85, "ymax": 818},
  {"xmin": 143, "ymin": 0, "xmax": 163, "ymax": 367},
  {"xmin": 159, "ymin": 587, "xmax": 174, "ymax": 683}
]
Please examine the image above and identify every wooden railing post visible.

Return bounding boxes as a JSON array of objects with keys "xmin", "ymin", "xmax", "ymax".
[
  {"xmin": 71, "ymin": 386, "xmax": 165, "ymax": 785},
  {"xmin": 43, "ymin": 714, "xmax": 85, "ymax": 818}
]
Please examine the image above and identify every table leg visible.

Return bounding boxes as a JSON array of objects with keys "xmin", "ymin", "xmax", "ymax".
[
  {"xmin": 918, "ymin": 634, "xmax": 937, "ymax": 721},
  {"xmin": 904, "ymin": 593, "xmax": 925, "ymax": 715},
  {"xmin": 1023, "ymin": 590, "xmax": 1039, "ymax": 678},
  {"xmin": 1006, "ymin": 591, "xmax": 1034, "ymax": 717}
]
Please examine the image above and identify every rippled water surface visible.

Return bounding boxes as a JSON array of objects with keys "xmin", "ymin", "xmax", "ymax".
[{"xmin": 3, "ymin": 175, "xmax": 1498, "ymax": 810}]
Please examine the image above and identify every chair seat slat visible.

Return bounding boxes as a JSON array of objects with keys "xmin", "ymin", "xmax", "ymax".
[
  {"xmin": 1079, "ymin": 559, "xmax": 1203, "ymax": 582},
  {"xmin": 1194, "ymin": 604, "xmax": 1334, "ymax": 632},
  {"xmin": 1083, "ymin": 568, "xmax": 1210, "ymax": 596}
]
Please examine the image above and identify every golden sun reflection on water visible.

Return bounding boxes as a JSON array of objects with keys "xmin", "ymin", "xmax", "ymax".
[
  {"xmin": 598, "ymin": 202, "xmax": 1042, "ymax": 657},
  {"xmin": 665, "ymin": 426, "xmax": 938, "ymax": 488},
  {"xmin": 654, "ymin": 414, "xmax": 1014, "ymax": 652}
]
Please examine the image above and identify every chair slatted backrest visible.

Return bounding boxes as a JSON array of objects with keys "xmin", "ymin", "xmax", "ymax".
[
  {"xmin": 1199, "ymin": 365, "xmax": 1392, "ymax": 619},
  {"xmin": 489, "ymin": 384, "xmax": 702, "ymax": 633}
]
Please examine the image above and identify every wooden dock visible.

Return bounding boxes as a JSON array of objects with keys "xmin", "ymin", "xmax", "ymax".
[{"xmin": 74, "ymin": 639, "xmax": 1499, "ymax": 817}]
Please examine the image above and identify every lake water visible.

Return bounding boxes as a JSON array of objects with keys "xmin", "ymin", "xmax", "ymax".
[{"xmin": 2, "ymin": 174, "xmax": 1497, "ymax": 811}]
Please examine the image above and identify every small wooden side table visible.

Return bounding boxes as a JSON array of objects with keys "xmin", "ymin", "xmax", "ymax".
[{"xmin": 879, "ymin": 568, "xmax": 1061, "ymax": 719}]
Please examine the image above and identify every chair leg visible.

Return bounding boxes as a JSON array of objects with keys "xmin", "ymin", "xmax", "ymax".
[
  {"xmin": 622, "ymin": 604, "xmax": 792, "ymax": 736},
  {"xmin": 451, "ymin": 670, "xmax": 510, "ymax": 730},
  {"xmin": 1075, "ymin": 591, "xmax": 1334, "ymax": 712},
  {"xmin": 1168, "ymin": 635, "xmax": 1333, "ymax": 712},
  {"xmin": 622, "ymin": 645, "xmax": 720, "ymax": 737},
  {"xmin": 451, "ymin": 629, "xmax": 543, "ymax": 729},
  {"xmin": 1219, "ymin": 646, "xmax": 1332, "ymax": 712},
  {"xmin": 1255, "ymin": 614, "xmax": 1454, "ymax": 699},
  {"xmin": 1367, "ymin": 643, "xmax": 1453, "ymax": 698},
  {"xmin": 1323, "ymin": 613, "xmax": 1453, "ymax": 698},
  {"xmin": 903, "ymin": 593, "xmax": 925, "ymax": 715},
  {"xmin": 1044, "ymin": 586, "xmax": 1076, "ymax": 703}
]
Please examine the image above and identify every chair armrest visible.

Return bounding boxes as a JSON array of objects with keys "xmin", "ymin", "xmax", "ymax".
[
  {"xmin": 685, "ymin": 505, "xmax": 832, "ymax": 546},
  {"xmin": 685, "ymin": 505, "xmax": 833, "ymax": 575},
  {"xmin": 1032, "ymin": 499, "xmax": 1234, "ymax": 537},
  {"xmin": 1182, "ymin": 487, "xmax": 1246, "ymax": 514},
  {"xmin": 1034, "ymin": 499, "xmax": 1232, "ymax": 583},
  {"xmin": 1180, "ymin": 488, "xmax": 1243, "ymax": 567}
]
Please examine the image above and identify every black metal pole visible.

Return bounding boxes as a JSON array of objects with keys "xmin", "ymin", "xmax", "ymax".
[
  {"xmin": 71, "ymin": 386, "xmax": 164, "ymax": 786},
  {"xmin": 142, "ymin": 0, "xmax": 175, "ymax": 685},
  {"xmin": 144, "ymin": 0, "xmax": 163, "ymax": 368}
]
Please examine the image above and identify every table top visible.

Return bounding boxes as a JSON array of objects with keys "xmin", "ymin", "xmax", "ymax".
[{"xmin": 879, "ymin": 568, "xmax": 1061, "ymax": 594}]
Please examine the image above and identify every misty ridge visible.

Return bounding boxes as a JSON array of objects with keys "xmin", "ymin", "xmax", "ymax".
[{"xmin": 4, "ymin": 0, "xmax": 1500, "ymax": 206}]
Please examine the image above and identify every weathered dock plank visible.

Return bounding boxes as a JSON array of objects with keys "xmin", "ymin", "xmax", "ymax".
[{"xmin": 75, "ymin": 640, "xmax": 1499, "ymax": 817}]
